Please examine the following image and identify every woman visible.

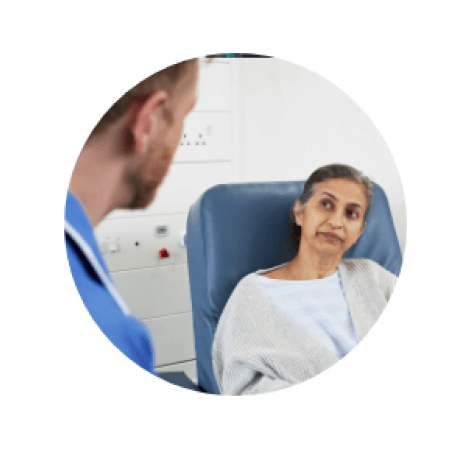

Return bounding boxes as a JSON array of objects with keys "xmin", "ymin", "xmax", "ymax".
[{"xmin": 212, "ymin": 164, "xmax": 397, "ymax": 395}]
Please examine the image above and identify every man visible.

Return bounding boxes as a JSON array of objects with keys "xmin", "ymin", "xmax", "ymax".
[{"xmin": 65, "ymin": 58, "xmax": 199, "ymax": 374}]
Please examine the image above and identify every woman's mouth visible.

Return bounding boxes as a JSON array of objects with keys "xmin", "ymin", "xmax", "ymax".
[{"xmin": 319, "ymin": 232, "xmax": 343, "ymax": 243}]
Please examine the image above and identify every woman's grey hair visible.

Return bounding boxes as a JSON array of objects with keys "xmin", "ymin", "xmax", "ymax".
[{"xmin": 288, "ymin": 163, "xmax": 374, "ymax": 254}]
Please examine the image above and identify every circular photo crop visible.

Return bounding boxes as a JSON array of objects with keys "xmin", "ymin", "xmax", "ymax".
[{"xmin": 64, "ymin": 53, "xmax": 405, "ymax": 395}]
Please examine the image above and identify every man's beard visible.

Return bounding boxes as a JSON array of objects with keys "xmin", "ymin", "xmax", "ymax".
[{"xmin": 124, "ymin": 141, "xmax": 175, "ymax": 210}]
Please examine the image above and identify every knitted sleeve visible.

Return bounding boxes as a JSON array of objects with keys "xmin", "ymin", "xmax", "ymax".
[{"xmin": 212, "ymin": 278, "xmax": 295, "ymax": 395}]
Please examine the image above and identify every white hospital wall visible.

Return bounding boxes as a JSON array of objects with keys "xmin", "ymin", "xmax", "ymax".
[
  {"xmin": 234, "ymin": 58, "xmax": 406, "ymax": 251},
  {"xmin": 94, "ymin": 57, "xmax": 406, "ymax": 386}
]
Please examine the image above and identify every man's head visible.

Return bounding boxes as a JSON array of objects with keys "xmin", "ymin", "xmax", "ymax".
[
  {"xmin": 88, "ymin": 58, "xmax": 199, "ymax": 210},
  {"xmin": 89, "ymin": 58, "xmax": 199, "ymax": 140}
]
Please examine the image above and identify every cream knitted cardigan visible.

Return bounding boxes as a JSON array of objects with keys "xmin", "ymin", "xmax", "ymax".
[{"xmin": 212, "ymin": 258, "xmax": 397, "ymax": 395}]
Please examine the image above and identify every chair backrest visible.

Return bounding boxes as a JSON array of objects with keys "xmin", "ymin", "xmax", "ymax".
[{"xmin": 186, "ymin": 181, "xmax": 402, "ymax": 394}]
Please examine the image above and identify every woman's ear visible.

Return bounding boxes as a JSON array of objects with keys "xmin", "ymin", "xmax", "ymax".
[
  {"xmin": 294, "ymin": 201, "xmax": 304, "ymax": 226},
  {"xmin": 130, "ymin": 90, "xmax": 168, "ymax": 155}
]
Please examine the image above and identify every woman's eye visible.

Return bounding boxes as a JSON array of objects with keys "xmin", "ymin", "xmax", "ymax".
[
  {"xmin": 322, "ymin": 201, "xmax": 331, "ymax": 208},
  {"xmin": 347, "ymin": 210, "xmax": 358, "ymax": 219}
]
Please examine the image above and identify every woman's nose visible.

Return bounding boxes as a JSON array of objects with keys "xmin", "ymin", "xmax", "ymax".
[{"xmin": 328, "ymin": 209, "xmax": 344, "ymax": 229}]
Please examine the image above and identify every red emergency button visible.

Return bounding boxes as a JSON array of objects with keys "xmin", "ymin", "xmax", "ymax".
[{"xmin": 158, "ymin": 248, "xmax": 170, "ymax": 259}]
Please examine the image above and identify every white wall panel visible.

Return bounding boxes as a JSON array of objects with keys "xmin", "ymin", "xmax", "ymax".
[
  {"xmin": 95, "ymin": 214, "xmax": 187, "ymax": 272},
  {"xmin": 111, "ymin": 264, "xmax": 191, "ymax": 319},
  {"xmin": 146, "ymin": 161, "xmax": 235, "ymax": 214},
  {"xmin": 144, "ymin": 313, "xmax": 196, "ymax": 367}
]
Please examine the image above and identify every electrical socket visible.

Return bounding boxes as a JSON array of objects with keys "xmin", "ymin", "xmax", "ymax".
[
  {"xmin": 179, "ymin": 124, "xmax": 212, "ymax": 147},
  {"xmin": 174, "ymin": 112, "xmax": 231, "ymax": 163}
]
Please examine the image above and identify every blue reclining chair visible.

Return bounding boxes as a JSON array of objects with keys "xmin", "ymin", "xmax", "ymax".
[{"xmin": 186, "ymin": 181, "xmax": 402, "ymax": 394}]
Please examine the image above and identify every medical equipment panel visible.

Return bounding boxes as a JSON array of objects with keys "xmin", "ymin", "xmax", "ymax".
[{"xmin": 95, "ymin": 214, "xmax": 187, "ymax": 273}]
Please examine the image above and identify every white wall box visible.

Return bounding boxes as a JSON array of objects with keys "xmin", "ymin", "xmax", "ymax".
[{"xmin": 111, "ymin": 264, "xmax": 191, "ymax": 319}]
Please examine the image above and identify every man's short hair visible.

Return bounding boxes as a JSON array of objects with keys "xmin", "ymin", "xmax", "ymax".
[{"xmin": 89, "ymin": 58, "xmax": 198, "ymax": 138}]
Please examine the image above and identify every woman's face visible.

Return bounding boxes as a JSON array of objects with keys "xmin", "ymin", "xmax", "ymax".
[{"xmin": 295, "ymin": 177, "xmax": 368, "ymax": 257}]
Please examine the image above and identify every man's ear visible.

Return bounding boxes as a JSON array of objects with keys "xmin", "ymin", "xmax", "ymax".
[
  {"xmin": 294, "ymin": 201, "xmax": 304, "ymax": 226},
  {"xmin": 131, "ymin": 90, "xmax": 168, "ymax": 154}
]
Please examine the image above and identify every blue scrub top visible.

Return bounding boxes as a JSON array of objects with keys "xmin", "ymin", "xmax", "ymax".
[{"xmin": 65, "ymin": 191, "xmax": 155, "ymax": 374}]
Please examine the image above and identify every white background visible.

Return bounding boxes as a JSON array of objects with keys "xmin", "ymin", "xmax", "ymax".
[{"xmin": 1, "ymin": 1, "xmax": 468, "ymax": 449}]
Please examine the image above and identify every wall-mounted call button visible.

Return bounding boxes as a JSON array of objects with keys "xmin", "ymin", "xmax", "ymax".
[{"xmin": 158, "ymin": 248, "xmax": 170, "ymax": 259}]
